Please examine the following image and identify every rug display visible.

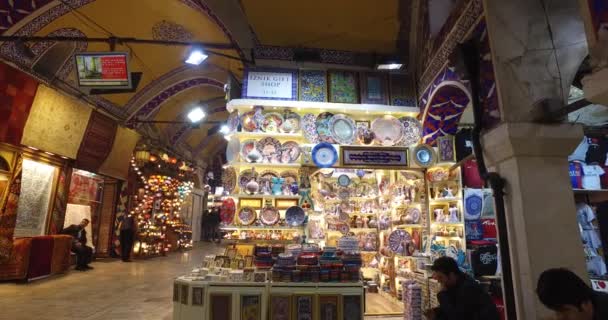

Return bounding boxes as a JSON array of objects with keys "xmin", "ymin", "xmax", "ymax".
[
  {"xmin": 0, "ymin": 154, "xmax": 22, "ymax": 262},
  {"xmin": 14, "ymin": 159, "xmax": 56, "ymax": 237}
]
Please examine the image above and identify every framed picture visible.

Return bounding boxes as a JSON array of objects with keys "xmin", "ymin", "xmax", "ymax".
[
  {"xmin": 237, "ymin": 259, "xmax": 245, "ymax": 269},
  {"xmin": 210, "ymin": 294, "xmax": 232, "ymax": 320},
  {"xmin": 319, "ymin": 295, "xmax": 341, "ymax": 320},
  {"xmin": 437, "ymin": 135, "xmax": 456, "ymax": 162},
  {"xmin": 242, "ymin": 67, "xmax": 298, "ymax": 100},
  {"xmin": 173, "ymin": 283, "xmax": 179, "ymax": 302},
  {"xmin": 241, "ymin": 295, "xmax": 262, "ymax": 320},
  {"xmin": 299, "ymin": 69, "xmax": 327, "ymax": 102},
  {"xmin": 360, "ymin": 72, "xmax": 388, "ymax": 104},
  {"xmin": 294, "ymin": 294, "xmax": 315, "ymax": 320},
  {"xmin": 180, "ymin": 284, "xmax": 189, "ymax": 305},
  {"xmin": 244, "ymin": 255, "xmax": 254, "ymax": 268},
  {"xmin": 225, "ymin": 248, "xmax": 237, "ymax": 259},
  {"xmin": 192, "ymin": 287, "xmax": 204, "ymax": 306},
  {"xmin": 389, "ymin": 74, "xmax": 415, "ymax": 106},
  {"xmin": 270, "ymin": 294, "xmax": 292, "ymax": 320},
  {"xmin": 342, "ymin": 295, "xmax": 362, "ymax": 320},
  {"xmin": 355, "ymin": 120, "xmax": 370, "ymax": 130},
  {"xmin": 329, "ymin": 70, "xmax": 358, "ymax": 103}
]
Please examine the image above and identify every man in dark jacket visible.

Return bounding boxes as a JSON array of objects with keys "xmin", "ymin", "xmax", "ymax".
[
  {"xmin": 537, "ymin": 268, "xmax": 608, "ymax": 320},
  {"xmin": 60, "ymin": 219, "xmax": 93, "ymax": 271},
  {"xmin": 424, "ymin": 256, "xmax": 500, "ymax": 320},
  {"xmin": 119, "ymin": 214, "xmax": 137, "ymax": 262}
]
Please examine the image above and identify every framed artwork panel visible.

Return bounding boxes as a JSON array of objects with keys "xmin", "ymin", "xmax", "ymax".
[
  {"xmin": 389, "ymin": 74, "xmax": 415, "ymax": 106},
  {"xmin": 319, "ymin": 295, "xmax": 341, "ymax": 320},
  {"xmin": 294, "ymin": 294, "xmax": 315, "ymax": 320},
  {"xmin": 342, "ymin": 295, "xmax": 362, "ymax": 320},
  {"xmin": 210, "ymin": 294, "xmax": 232, "ymax": 320},
  {"xmin": 360, "ymin": 72, "xmax": 388, "ymax": 104},
  {"xmin": 299, "ymin": 70, "xmax": 327, "ymax": 102},
  {"xmin": 180, "ymin": 284, "xmax": 189, "ymax": 305},
  {"xmin": 270, "ymin": 294, "xmax": 291, "ymax": 320},
  {"xmin": 437, "ymin": 135, "xmax": 456, "ymax": 162},
  {"xmin": 329, "ymin": 70, "xmax": 359, "ymax": 103},
  {"xmin": 241, "ymin": 294, "xmax": 262, "ymax": 320},
  {"xmin": 192, "ymin": 287, "xmax": 204, "ymax": 306}
]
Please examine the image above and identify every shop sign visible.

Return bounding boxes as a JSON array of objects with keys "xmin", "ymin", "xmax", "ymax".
[
  {"xmin": 242, "ymin": 68, "xmax": 298, "ymax": 100},
  {"xmin": 340, "ymin": 146, "xmax": 408, "ymax": 168}
]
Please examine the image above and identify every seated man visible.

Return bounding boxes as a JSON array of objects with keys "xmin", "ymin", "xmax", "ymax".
[
  {"xmin": 424, "ymin": 256, "xmax": 499, "ymax": 320},
  {"xmin": 60, "ymin": 218, "xmax": 93, "ymax": 271},
  {"xmin": 537, "ymin": 268, "xmax": 608, "ymax": 320}
]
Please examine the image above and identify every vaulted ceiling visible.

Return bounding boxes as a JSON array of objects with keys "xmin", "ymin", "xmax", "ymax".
[{"xmin": 0, "ymin": 0, "xmax": 413, "ymax": 164}]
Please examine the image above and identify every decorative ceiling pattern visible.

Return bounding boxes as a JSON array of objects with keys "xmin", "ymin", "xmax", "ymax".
[{"xmin": 152, "ymin": 20, "xmax": 194, "ymax": 42}]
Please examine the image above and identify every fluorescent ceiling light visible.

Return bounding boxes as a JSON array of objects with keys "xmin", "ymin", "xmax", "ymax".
[
  {"xmin": 376, "ymin": 63, "xmax": 403, "ymax": 70},
  {"xmin": 185, "ymin": 49, "xmax": 208, "ymax": 65},
  {"xmin": 187, "ymin": 107, "xmax": 206, "ymax": 123}
]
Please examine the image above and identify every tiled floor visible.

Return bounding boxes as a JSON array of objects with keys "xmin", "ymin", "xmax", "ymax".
[{"xmin": 1, "ymin": 242, "xmax": 403, "ymax": 320}]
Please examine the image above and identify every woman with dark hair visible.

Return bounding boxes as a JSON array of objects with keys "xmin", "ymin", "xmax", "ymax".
[{"xmin": 537, "ymin": 268, "xmax": 608, "ymax": 320}]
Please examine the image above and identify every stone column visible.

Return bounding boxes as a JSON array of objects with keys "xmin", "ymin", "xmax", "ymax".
[{"xmin": 481, "ymin": 0, "xmax": 590, "ymax": 318}]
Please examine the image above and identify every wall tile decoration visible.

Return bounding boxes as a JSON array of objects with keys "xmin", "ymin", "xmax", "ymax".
[
  {"xmin": 360, "ymin": 72, "xmax": 388, "ymax": 105},
  {"xmin": 328, "ymin": 70, "xmax": 358, "ymax": 104},
  {"xmin": 299, "ymin": 70, "xmax": 327, "ymax": 102}
]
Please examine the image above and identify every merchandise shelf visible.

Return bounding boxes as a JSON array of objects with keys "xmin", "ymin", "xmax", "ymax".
[
  {"xmin": 227, "ymin": 99, "xmax": 419, "ymax": 116},
  {"xmin": 220, "ymin": 226, "xmax": 304, "ymax": 231},
  {"xmin": 225, "ymin": 162, "xmax": 302, "ymax": 169},
  {"xmin": 225, "ymin": 131, "xmax": 305, "ymax": 141},
  {"xmin": 226, "ymin": 194, "xmax": 300, "ymax": 200}
]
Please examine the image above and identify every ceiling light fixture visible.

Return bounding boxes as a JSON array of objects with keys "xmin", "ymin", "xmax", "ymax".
[
  {"xmin": 187, "ymin": 107, "xmax": 206, "ymax": 123},
  {"xmin": 376, "ymin": 63, "xmax": 403, "ymax": 70},
  {"xmin": 185, "ymin": 48, "xmax": 208, "ymax": 65}
]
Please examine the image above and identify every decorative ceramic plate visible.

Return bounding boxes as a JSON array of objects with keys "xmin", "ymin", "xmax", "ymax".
[
  {"xmin": 286, "ymin": 206, "xmax": 306, "ymax": 226},
  {"xmin": 464, "ymin": 194, "xmax": 483, "ymax": 220},
  {"xmin": 316, "ymin": 112, "xmax": 336, "ymax": 143},
  {"xmin": 337, "ymin": 174, "xmax": 351, "ymax": 187},
  {"xmin": 302, "ymin": 113, "xmax": 320, "ymax": 143},
  {"xmin": 240, "ymin": 139, "xmax": 257, "ymax": 163},
  {"xmin": 222, "ymin": 167, "xmax": 237, "ymax": 194},
  {"xmin": 262, "ymin": 112, "xmax": 283, "ymax": 132},
  {"xmin": 281, "ymin": 141, "xmax": 301, "ymax": 163},
  {"xmin": 329, "ymin": 114, "xmax": 356, "ymax": 145},
  {"xmin": 280, "ymin": 111, "xmax": 301, "ymax": 133},
  {"xmin": 226, "ymin": 111, "xmax": 239, "ymax": 135},
  {"xmin": 406, "ymin": 207, "xmax": 421, "ymax": 224},
  {"xmin": 240, "ymin": 110, "xmax": 258, "ymax": 132},
  {"xmin": 238, "ymin": 207, "xmax": 256, "ymax": 225},
  {"xmin": 338, "ymin": 223, "xmax": 350, "ymax": 235},
  {"xmin": 238, "ymin": 169, "xmax": 259, "ymax": 189},
  {"xmin": 371, "ymin": 115, "xmax": 404, "ymax": 146},
  {"xmin": 398, "ymin": 116, "xmax": 422, "ymax": 147},
  {"xmin": 412, "ymin": 144, "xmax": 436, "ymax": 168},
  {"xmin": 225, "ymin": 137, "xmax": 240, "ymax": 163},
  {"xmin": 220, "ymin": 198, "xmax": 236, "ymax": 224},
  {"xmin": 256, "ymin": 137, "xmax": 282, "ymax": 162},
  {"xmin": 388, "ymin": 229, "xmax": 412, "ymax": 255},
  {"xmin": 312, "ymin": 142, "xmax": 338, "ymax": 168},
  {"xmin": 260, "ymin": 206, "xmax": 279, "ymax": 226},
  {"xmin": 281, "ymin": 171, "xmax": 298, "ymax": 186}
]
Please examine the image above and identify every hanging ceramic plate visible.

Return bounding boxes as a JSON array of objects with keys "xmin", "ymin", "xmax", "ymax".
[
  {"xmin": 225, "ymin": 136, "xmax": 240, "ymax": 163},
  {"xmin": 240, "ymin": 110, "xmax": 258, "ymax": 132},
  {"xmin": 281, "ymin": 141, "xmax": 301, "ymax": 163},
  {"xmin": 256, "ymin": 137, "xmax": 282, "ymax": 162},
  {"xmin": 262, "ymin": 112, "xmax": 283, "ymax": 132},
  {"xmin": 388, "ymin": 229, "xmax": 412, "ymax": 255},
  {"xmin": 285, "ymin": 206, "xmax": 306, "ymax": 226},
  {"xmin": 238, "ymin": 169, "xmax": 259, "ymax": 189},
  {"xmin": 220, "ymin": 198, "xmax": 236, "ymax": 224},
  {"xmin": 399, "ymin": 116, "xmax": 422, "ymax": 147},
  {"xmin": 337, "ymin": 174, "xmax": 351, "ymax": 187},
  {"xmin": 281, "ymin": 171, "xmax": 298, "ymax": 186},
  {"xmin": 221, "ymin": 167, "xmax": 237, "ymax": 194},
  {"xmin": 260, "ymin": 206, "xmax": 280, "ymax": 226},
  {"xmin": 316, "ymin": 112, "xmax": 336, "ymax": 143},
  {"xmin": 371, "ymin": 115, "xmax": 404, "ymax": 146},
  {"xmin": 329, "ymin": 114, "xmax": 356, "ymax": 145},
  {"xmin": 226, "ymin": 111, "xmax": 240, "ymax": 135},
  {"xmin": 302, "ymin": 113, "xmax": 320, "ymax": 143},
  {"xmin": 312, "ymin": 142, "xmax": 338, "ymax": 168},
  {"xmin": 412, "ymin": 144, "xmax": 436, "ymax": 168},
  {"xmin": 238, "ymin": 207, "xmax": 256, "ymax": 225},
  {"xmin": 280, "ymin": 111, "xmax": 301, "ymax": 133},
  {"xmin": 240, "ymin": 139, "xmax": 257, "ymax": 163}
]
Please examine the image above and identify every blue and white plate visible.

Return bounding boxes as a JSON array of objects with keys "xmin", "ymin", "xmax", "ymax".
[
  {"xmin": 413, "ymin": 144, "xmax": 436, "ymax": 167},
  {"xmin": 312, "ymin": 142, "xmax": 338, "ymax": 168},
  {"xmin": 285, "ymin": 206, "xmax": 306, "ymax": 226}
]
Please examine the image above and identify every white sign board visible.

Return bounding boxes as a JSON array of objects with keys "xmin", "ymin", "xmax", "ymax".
[{"xmin": 243, "ymin": 70, "xmax": 295, "ymax": 100}]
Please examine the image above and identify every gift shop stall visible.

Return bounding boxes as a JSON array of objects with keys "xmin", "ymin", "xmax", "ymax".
[{"xmin": 172, "ymin": 68, "xmax": 487, "ymax": 319}]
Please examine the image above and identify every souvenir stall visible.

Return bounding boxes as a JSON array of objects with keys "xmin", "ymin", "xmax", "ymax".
[
  {"xmin": 64, "ymin": 169, "xmax": 103, "ymax": 247},
  {"xmin": 128, "ymin": 150, "xmax": 196, "ymax": 258}
]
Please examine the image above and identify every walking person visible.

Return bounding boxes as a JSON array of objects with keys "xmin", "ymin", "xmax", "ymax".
[
  {"xmin": 537, "ymin": 268, "xmax": 608, "ymax": 320},
  {"xmin": 209, "ymin": 208, "xmax": 221, "ymax": 242},
  {"xmin": 201, "ymin": 209, "xmax": 210, "ymax": 241},
  {"xmin": 119, "ymin": 214, "xmax": 137, "ymax": 262},
  {"xmin": 61, "ymin": 219, "xmax": 94, "ymax": 271},
  {"xmin": 424, "ymin": 256, "xmax": 499, "ymax": 320}
]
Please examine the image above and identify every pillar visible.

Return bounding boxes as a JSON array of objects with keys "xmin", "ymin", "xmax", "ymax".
[{"xmin": 481, "ymin": 0, "xmax": 590, "ymax": 318}]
